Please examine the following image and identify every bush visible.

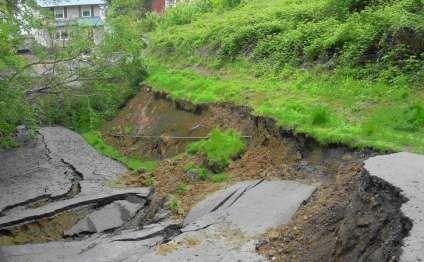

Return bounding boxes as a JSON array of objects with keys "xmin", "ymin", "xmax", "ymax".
[{"xmin": 186, "ymin": 128, "xmax": 246, "ymax": 171}]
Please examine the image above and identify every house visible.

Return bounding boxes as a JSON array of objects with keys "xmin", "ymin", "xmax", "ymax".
[
  {"xmin": 150, "ymin": 0, "xmax": 177, "ymax": 13},
  {"xmin": 34, "ymin": 0, "xmax": 106, "ymax": 47}
]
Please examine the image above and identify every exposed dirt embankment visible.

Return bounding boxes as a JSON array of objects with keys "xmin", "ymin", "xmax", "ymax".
[{"xmin": 101, "ymin": 87, "xmax": 411, "ymax": 261}]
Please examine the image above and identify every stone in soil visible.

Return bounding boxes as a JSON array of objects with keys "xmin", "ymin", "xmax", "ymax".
[{"xmin": 365, "ymin": 152, "xmax": 424, "ymax": 262}]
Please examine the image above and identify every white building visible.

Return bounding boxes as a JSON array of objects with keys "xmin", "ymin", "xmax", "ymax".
[{"xmin": 34, "ymin": 0, "xmax": 106, "ymax": 47}]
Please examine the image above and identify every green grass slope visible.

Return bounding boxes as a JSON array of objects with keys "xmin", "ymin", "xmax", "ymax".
[{"xmin": 142, "ymin": 0, "xmax": 424, "ymax": 152}]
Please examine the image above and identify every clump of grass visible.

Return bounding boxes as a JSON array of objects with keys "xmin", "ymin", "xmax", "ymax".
[
  {"xmin": 311, "ymin": 106, "xmax": 331, "ymax": 126},
  {"xmin": 176, "ymin": 182, "xmax": 188, "ymax": 195},
  {"xmin": 167, "ymin": 196, "xmax": 183, "ymax": 215},
  {"xmin": 186, "ymin": 129, "xmax": 246, "ymax": 171},
  {"xmin": 209, "ymin": 173, "xmax": 228, "ymax": 183},
  {"xmin": 184, "ymin": 162, "xmax": 210, "ymax": 180},
  {"xmin": 184, "ymin": 162, "xmax": 229, "ymax": 183},
  {"xmin": 83, "ymin": 131, "xmax": 157, "ymax": 172}
]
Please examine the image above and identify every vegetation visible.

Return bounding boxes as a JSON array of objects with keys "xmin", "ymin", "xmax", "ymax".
[
  {"xmin": 83, "ymin": 131, "xmax": 156, "ymax": 172},
  {"xmin": 0, "ymin": 0, "xmax": 146, "ymax": 148},
  {"xmin": 185, "ymin": 162, "xmax": 229, "ymax": 182},
  {"xmin": 143, "ymin": 0, "xmax": 424, "ymax": 152},
  {"xmin": 186, "ymin": 129, "xmax": 246, "ymax": 171}
]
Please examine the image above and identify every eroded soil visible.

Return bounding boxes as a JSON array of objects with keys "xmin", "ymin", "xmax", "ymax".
[
  {"xmin": 101, "ymin": 87, "xmax": 410, "ymax": 261},
  {"xmin": 0, "ymin": 87, "xmax": 411, "ymax": 261}
]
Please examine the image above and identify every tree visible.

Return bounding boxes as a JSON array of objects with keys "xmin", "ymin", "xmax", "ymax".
[{"xmin": 0, "ymin": 0, "xmax": 148, "ymax": 147}]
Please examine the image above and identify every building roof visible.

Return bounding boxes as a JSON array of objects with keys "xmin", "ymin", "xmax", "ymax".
[{"xmin": 36, "ymin": 0, "xmax": 105, "ymax": 7}]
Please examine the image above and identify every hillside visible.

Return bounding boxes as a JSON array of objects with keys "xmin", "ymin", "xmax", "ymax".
[{"xmin": 142, "ymin": 0, "xmax": 424, "ymax": 152}]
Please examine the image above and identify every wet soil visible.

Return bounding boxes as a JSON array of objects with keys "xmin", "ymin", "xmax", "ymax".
[
  {"xmin": 0, "ymin": 86, "xmax": 410, "ymax": 261},
  {"xmin": 101, "ymin": 87, "xmax": 411, "ymax": 261}
]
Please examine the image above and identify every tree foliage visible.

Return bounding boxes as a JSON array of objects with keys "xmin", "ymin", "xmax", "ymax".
[{"xmin": 0, "ymin": 0, "xmax": 148, "ymax": 147}]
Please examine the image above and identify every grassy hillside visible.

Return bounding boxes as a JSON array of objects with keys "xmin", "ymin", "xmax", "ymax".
[{"xmin": 142, "ymin": 0, "xmax": 424, "ymax": 152}]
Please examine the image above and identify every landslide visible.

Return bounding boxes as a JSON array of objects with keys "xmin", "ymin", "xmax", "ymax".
[{"xmin": 100, "ymin": 87, "xmax": 411, "ymax": 261}]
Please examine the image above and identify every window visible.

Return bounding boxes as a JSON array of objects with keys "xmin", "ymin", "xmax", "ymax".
[
  {"xmin": 165, "ymin": 0, "xmax": 176, "ymax": 8},
  {"xmin": 81, "ymin": 6, "xmax": 91, "ymax": 17},
  {"xmin": 54, "ymin": 7, "xmax": 65, "ymax": 19}
]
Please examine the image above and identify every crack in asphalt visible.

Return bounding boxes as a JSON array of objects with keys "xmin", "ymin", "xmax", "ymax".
[{"xmin": 228, "ymin": 179, "xmax": 265, "ymax": 207}]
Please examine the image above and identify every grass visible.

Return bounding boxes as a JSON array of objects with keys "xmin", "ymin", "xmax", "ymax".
[
  {"xmin": 82, "ymin": 131, "xmax": 157, "ymax": 172},
  {"xmin": 186, "ymin": 129, "xmax": 246, "ymax": 171},
  {"xmin": 185, "ymin": 162, "xmax": 229, "ymax": 182},
  {"xmin": 142, "ymin": 0, "xmax": 424, "ymax": 153}
]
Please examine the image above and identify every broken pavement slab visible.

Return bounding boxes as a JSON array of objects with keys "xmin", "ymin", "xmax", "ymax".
[
  {"xmin": 0, "ymin": 126, "xmax": 129, "ymax": 216},
  {"xmin": 0, "ymin": 226, "xmax": 165, "ymax": 262},
  {"xmin": 0, "ymin": 187, "xmax": 152, "ymax": 228},
  {"xmin": 143, "ymin": 180, "xmax": 317, "ymax": 261},
  {"xmin": 183, "ymin": 180, "xmax": 317, "ymax": 235},
  {"xmin": 0, "ymin": 137, "xmax": 75, "ymax": 214},
  {"xmin": 64, "ymin": 200, "xmax": 145, "ymax": 236},
  {"xmin": 39, "ymin": 126, "xmax": 128, "ymax": 194},
  {"xmin": 0, "ymin": 180, "xmax": 316, "ymax": 262},
  {"xmin": 365, "ymin": 152, "xmax": 424, "ymax": 262}
]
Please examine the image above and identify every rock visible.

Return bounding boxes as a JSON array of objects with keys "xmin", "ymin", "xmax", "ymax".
[
  {"xmin": 365, "ymin": 152, "xmax": 424, "ymax": 262},
  {"xmin": 15, "ymin": 125, "xmax": 30, "ymax": 144}
]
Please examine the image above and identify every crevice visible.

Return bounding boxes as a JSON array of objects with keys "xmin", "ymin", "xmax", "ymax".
[
  {"xmin": 113, "ymin": 224, "xmax": 182, "ymax": 243},
  {"xmin": 228, "ymin": 179, "xmax": 265, "ymax": 207},
  {"xmin": 209, "ymin": 189, "xmax": 239, "ymax": 213},
  {"xmin": 0, "ymin": 192, "xmax": 151, "ymax": 228}
]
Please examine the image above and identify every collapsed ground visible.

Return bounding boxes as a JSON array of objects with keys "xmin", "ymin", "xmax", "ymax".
[{"xmin": 0, "ymin": 88, "xmax": 413, "ymax": 261}]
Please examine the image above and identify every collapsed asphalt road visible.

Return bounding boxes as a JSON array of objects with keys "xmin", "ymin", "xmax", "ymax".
[{"xmin": 0, "ymin": 125, "xmax": 423, "ymax": 261}]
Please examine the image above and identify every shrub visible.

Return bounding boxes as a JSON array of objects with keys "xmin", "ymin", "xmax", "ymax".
[{"xmin": 186, "ymin": 128, "xmax": 246, "ymax": 171}]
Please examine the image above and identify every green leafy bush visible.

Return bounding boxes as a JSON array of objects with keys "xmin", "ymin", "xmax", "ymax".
[{"xmin": 186, "ymin": 129, "xmax": 246, "ymax": 171}]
